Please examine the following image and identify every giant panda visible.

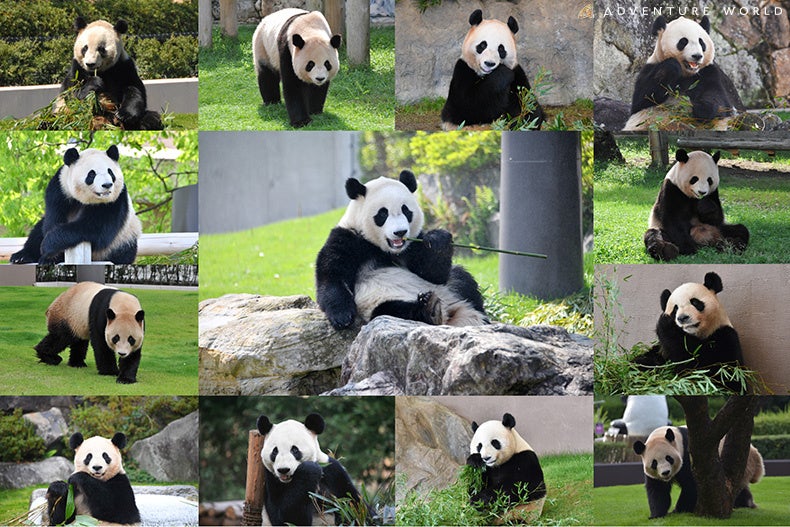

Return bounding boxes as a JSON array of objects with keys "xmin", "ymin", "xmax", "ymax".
[
  {"xmin": 10, "ymin": 145, "xmax": 142, "ymax": 265},
  {"xmin": 257, "ymin": 413, "xmax": 364, "ymax": 526},
  {"xmin": 633, "ymin": 425, "xmax": 764, "ymax": 519},
  {"xmin": 60, "ymin": 17, "xmax": 162, "ymax": 130},
  {"xmin": 35, "ymin": 281, "xmax": 145, "ymax": 384},
  {"xmin": 441, "ymin": 9, "xmax": 543, "ymax": 130},
  {"xmin": 252, "ymin": 8, "xmax": 341, "ymax": 128},
  {"xmin": 46, "ymin": 432, "xmax": 140, "ymax": 525},
  {"xmin": 624, "ymin": 16, "xmax": 743, "ymax": 131},
  {"xmin": 634, "ymin": 272, "xmax": 745, "ymax": 392},
  {"xmin": 466, "ymin": 413, "xmax": 547, "ymax": 514},
  {"xmin": 315, "ymin": 171, "xmax": 488, "ymax": 330},
  {"xmin": 644, "ymin": 149, "xmax": 749, "ymax": 261}
]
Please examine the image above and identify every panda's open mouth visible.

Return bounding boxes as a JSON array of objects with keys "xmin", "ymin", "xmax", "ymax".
[
  {"xmin": 683, "ymin": 60, "xmax": 701, "ymax": 74},
  {"xmin": 678, "ymin": 321, "xmax": 700, "ymax": 333},
  {"xmin": 94, "ymin": 190, "xmax": 112, "ymax": 198},
  {"xmin": 277, "ymin": 473, "xmax": 293, "ymax": 483},
  {"xmin": 387, "ymin": 237, "xmax": 406, "ymax": 250}
]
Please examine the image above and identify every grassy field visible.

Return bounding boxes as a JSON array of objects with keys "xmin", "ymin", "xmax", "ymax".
[
  {"xmin": 0, "ymin": 286, "xmax": 198, "ymax": 395},
  {"xmin": 594, "ymin": 138, "xmax": 790, "ymax": 264},
  {"xmin": 397, "ymin": 453, "xmax": 592, "ymax": 526},
  {"xmin": 0, "ymin": 113, "xmax": 197, "ymax": 130},
  {"xmin": 593, "ymin": 477, "xmax": 789, "ymax": 525},
  {"xmin": 198, "ymin": 25, "xmax": 394, "ymax": 130}
]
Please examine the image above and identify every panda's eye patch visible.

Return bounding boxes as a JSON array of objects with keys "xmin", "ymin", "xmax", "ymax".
[
  {"xmin": 98, "ymin": 45, "xmax": 106, "ymax": 56},
  {"xmin": 707, "ymin": 177, "xmax": 713, "ymax": 185},
  {"xmin": 699, "ymin": 38, "xmax": 706, "ymax": 52},
  {"xmin": 81, "ymin": 45, "xmax": 88, "ymax": 56},
  {"xmin": 374, "ymin": 207, "xmax": 389, "ymax": 227},
  {"xmin": 270, "ymin": 446, "xmax": 278, "ymax": 461},
  {"xmin": 103, "ymin": 452, "xmax": 112, "ymax": 464},
  {"xmin": 85, "ymin": 170, "xmax": 97, "ymax": 185},
  {"xmin": 128, "ymin": 336, "xmax": 136, "ymax": 346},
  {"xmin": 476, "ymin": 41, "xmax": 487, "ymax": 54},
  {"xmin": 666, "ymin": 456, "xmax": 674, "ymax": 464},
  {"xmin": 291, "ymin": 445, "xmax": 303, "ymax": 460},
  {"xmin": 651, "ymin": 459, "xmax": 658, "ymax": 470},
  {"xmin": 491, "ymin": 439, "xmax": 501, "ymax": 450},
  {"xmin": 498, "ymin": 44, "xmax": 506, "ymax": 59},
  {"xmin": 306, "ymin": 60, "xmax": 315, "ymax": 72},
  {"xmin": 84, "ymin": 453, "xmax": 93, "ymax": 465},
  {"xmin": 401, "ymin": 205, "xmax": 413, "ymax": 222},
  {"xmin": 112, "ymin": 335, "xmax": 120, "ymax": 344},
  {"xmin": 476, "ymin": 443, "xmax": 482, "ymax": 453},
  {"xmin": 108, "ymin": 168, "xmax": 116, "ymax": 182},
  {"xmin": 325, "ymin": 61, "xmax": 332, "ymax": 71},
  {"xmin": 677, "ymin": 37, "xmax": 688, "ymax": 51},
  {"xmin": 689, "ymin": 176, "xmax": 699, "ymax": 184},
  {"xmin": 690, "ymin": 298, "xmax": 705, "ymax": 312}
]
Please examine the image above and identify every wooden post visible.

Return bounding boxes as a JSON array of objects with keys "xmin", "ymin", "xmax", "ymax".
[
  {"xmin": 220, "ymin": 0, "xmax": 238, "ymax": 38},
  {"xmin": 648, "ymin": 131, "xmax": 669, "ymax": 167},
  {"xmin": 198, "ymin": 0, "xmax": 213, "ymax": 47},
  {"xmin": 345, "ymin": 0, "xmax": 369, "ymax": 66},
  {"xmin": 243, "ymin": 430, "xmax": 266, "ymax": 526},
  {"xmin": 64, "ymin": 242, "xmax": 92, "ymax": 264},
  {"xmin": 325, "ymin": 0, "xmax": 344, "ymax": 36}
]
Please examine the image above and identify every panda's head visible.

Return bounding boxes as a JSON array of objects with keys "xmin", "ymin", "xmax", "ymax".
[
  {"xmin": 257, "ymin": 413, "xmax": 330, "ymax": 484},
  {"xmin": 290, "ymin": 13, "xmax": 341, "ymax": 87},
  {"xmin": 469, "ymin": 413, "xmax": 532, "ymax": 468},
  {"xmin": 666, "ymin": 149, "xmax": 720, "ymax": 199},
  {"xmin": 633, "ymin": 426, "xmax": 684, "ymax": 482},
  {"xmin": 648, "ymin": 16, "xmax": 714, "ymax": 76},
  {"xmin": 461, "ymin": 9, "xmax": 519, "ymax": 76},
  {"xmin": 660, "ymin": 271, "xmax": 731, "ymax": 339},
  {"xmin": 71, "ymin": 432, "xmax": 127, "ymax": 481},
  {"xmin": 338, "ymin": 171, "xmax": 424, "ymax": 254},
  {"xmin": 60, "ymin": 145, "xmax": 124, "ymax": 205},
  {"xmin": 73, "ymin": 17, "xmax": 128, "ymax": 74},
  {"xmin": 105, "ymin": 292, "xmax": 144, "ymax": 359}
]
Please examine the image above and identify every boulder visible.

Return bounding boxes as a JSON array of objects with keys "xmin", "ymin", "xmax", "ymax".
[
  {"xmin": 323, "ymin": 371, "xmax": 405, "ymax": 396},
  {"xmin": 130, "ymin": 412, "xmax": 199, "ymax": 481},
  {"xmin": 342, "ymin": 317, "xmax": 593, "ymax": 396},
  {"xmin": 0, "ymin": 457, "xmax": 73, "ymax": 489},
  {"xmin": 23, "ymin": 408, "xmax": 68, "ymax": 449}
]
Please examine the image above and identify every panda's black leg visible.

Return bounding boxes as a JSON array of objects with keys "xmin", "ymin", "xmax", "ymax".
[
  {"xmin": 67, "ymin": 340, "xmax": 89, "ymax": 368},
  {"xmin": 719, "ymin": 223, "xmax": 750, "ymax": 253},
  {"xmin": 116, "ymin": 350, "xmax": 141, "ymax": 384},
  {"xmin": 644, "ymin": 477, "xmax": 673, "ymax": 518},
  {"xmin": 447, "ymin": 266, "xmax": 486, "ymax": 314},
  {"xmin": 139, "ymin": 110, "xmax": 164, "ymax": 131},
  {"xmin": 10, "ymin": 218, "xmax": 45, "ymax": 264},
  {"xmin": 371, "ymin": 292, "xmax": 443, "ymax": 325},
  {"xmin": 91, "ymin": 336, "xmax": 120, "ymax": 376},
  {"xmin": 34, "ymin": 321, "xmax": 74, "ymax": 366},
  {"xmin": 307, "ymin": 82, "xmax": 330, "ymax": 114},
  {"xmin": 46, "ymin": 480, "xmax": 74, "ymax": 525},
  {"xmin": 106, "ymin": 242, "xmax": 139, "ymax": 265},
  {"xmin": 283, "ymin": 83, "xmax": 311, "ymax": 127},
  {"xmin": 257, "ymin": 64, "xmax": 281, "ymax": 104},
  {"xmin": 734, "ymin": 486, "xmax": 756, "ymax": 508},
  {"xmin": 644, "ymin": 228, "xmax": 679, "ymax": 261}
]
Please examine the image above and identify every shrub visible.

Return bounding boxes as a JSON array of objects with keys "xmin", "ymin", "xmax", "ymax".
[
  {"xmin": 754, "ymin": 410, "xmax": 790, "ymax": 436},
  {"xmin": 751, "ymin": 435, "xmax": 790, "ymax": 459},
  {"xmin": 0, "ymin": 409, "xmax": 46, "ymax": 462}
]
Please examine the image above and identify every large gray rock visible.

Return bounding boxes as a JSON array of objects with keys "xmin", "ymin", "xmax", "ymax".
[
  {"xmin": 342, "ymin": 317, "xmax": 593, "ymax": 396},
  {"xmin": 0, "ymin": 397, "xmax": 80, "ymax": 413},
  {"xmin": 323, "ymin": 371, "xmax": 405, "ymax": 396},
  {"xmin": 23, "ymin": 408, "xmax": 68, "ymax": 449},
  {"xmin": 130, "ymin": 412, "xmax": 199, "ymax": 481},
  {"xmin": 0, "ymin": 457, "xmax": 73, "ymax": 489},
  {"xmin": 199, "ymin": 295, "xmax": 359, "ymax": 395}
]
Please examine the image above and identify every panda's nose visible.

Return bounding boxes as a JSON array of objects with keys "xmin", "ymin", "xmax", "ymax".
[
  {"xmin": 484, "ymin": 61, "xmax": 496, "ymax": 68},
  {"xmin": 85, "ymin": 62, "xmax": 97, "ymax": 70},
  {"xmin": 394, "ymin": 229, "xmax": 407, "ymax": 238},
  {"xmin": 102, "ymin": 182, "xmax": 113, "ymax": 189},
  {"xmin": 691, "ymin": 53, "xmax": 703, "ymax": 61},
  {"xmin": 315, "ymin": 76, "xmax": 326, "ymax": 83},
  {"xmin": 698, "ymin": 190, "xmax": 707, "ymax": 196},
  {"xmin": 92, "ymin": 465, "xmax": 103, "ymax": 472},
  {"xmin": 661, "ymin": 469, "xmax": 671, "ymax": 477},
  {"xmin": 277, "ymin": 467, "xmax": 290, "ymax": 475},
  {"xmin": 677, "ymin": 314, "xmax": 690, "ymax": 324}
]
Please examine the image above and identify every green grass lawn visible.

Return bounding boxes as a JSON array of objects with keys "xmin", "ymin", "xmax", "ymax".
[
  {"xmin": 397, "ymin": 453, "xmax": 592, "ymax": 526},
  {"xmin": 0, "ymin": 113, "xmax": 197, "ymax": 130},
  {"xmin": 198, "ymin": 25, "xmax": 394, "ymax": 130},
  {"xmin": 593, "ymin": 477, "xmax": 789, "ymax": 525},
  {"xmin": 0, "ymin": 286, "xmax": 198, "ymax": 395},
  {"xmin": 594, "ymin": 142, "xmax": 790, "ymax": 264}
]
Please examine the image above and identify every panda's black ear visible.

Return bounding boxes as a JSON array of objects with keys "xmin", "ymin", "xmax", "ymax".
[
  {"xmin": 257, "ymin": 415, "xmax": 274, "ymax": 436},
  {"xmin": 633, "ymin": 441, "xmax": 646, "ymax": 455},
  {"xmin": 64, "ymin": 148, "xmax": 80, "ymax": 166},
  {"xmin": 471, "ymin": 421, "xmax": 479, "ymax": 432},
  {"xmin": 330, "ymin": 34, "xmax": 342, "ymax": 49},
  {"xmin": 665, "ymin": 428, "xmax": 675, "ymax": 442},
  {"xmin": 704, "ymin": 272, "xmax": 723, "ymax": 294},
  {"xmin": 699, "ymin": 16, "xmax": 711, "ymax": 34},
  {"xmin": 114, "ymin": 20, "xmax": 128, "ymax": 35},
  {"xmin": 111, "ymin": 432, "xmax": 127, "ymax": 449},
  {"xmin": 507, "ymin": 16, "xmax": 518, "ymax": 35},
  {"xmin": 292, "ymin": 34, "xmax": 306, "ymax": 49},
  {"xmin": 469, "ymin": 9, "xmax": 483, "ymax": 26},
  {"xmin": 69, "ymin": 432, "xmax": 84, "ymax": 450},
  {"xmin": 675, "ymin": 149, "xmax": 689, "ymax": 163},
  {"xmin": 660, "ymin": 289, "xmax": 671, "ymax": 311},
  {"xmin": 712, "ymin": 151, "xmax": 720, "ymax": 164},
  {"xmin": 305, "ymin": 413, "xmax": 326, "ymax": 435},
  {"xmin": 74, "ymin": 17, "xmax": 88, "ymax": 33},
  {"xmin": 502, "ymin": 413, "xmax": 516, "ymax": 428},
  {"xmin": 346, "ymin": 178, "xmax": 367, "ymax": 199},
  {"xmin": 106, "ymin": 145, "xmax": 120, "ymax": 162},
  {"xmin": 651, "ymin": 15, "xmax": 667, "ymax": 36},
  {"xmin": 135, "ymin": 310, "xmax": 145, "ymax": 323},
  {"xmin": 399, "ymin": 170, "xmax": 418, "ymax": 193}
]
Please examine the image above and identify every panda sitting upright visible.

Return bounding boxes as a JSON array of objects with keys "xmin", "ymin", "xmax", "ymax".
[
  {"xmin": 624, "ymin": 16, "xmax": 743, "ymax": 131},
  {"xmin": 46, "ymin": 432, "xmax": 139, "ymax": 525},
  {"xmin": 441, "ymin": 9, "xmax": 543, "ymax": 130},
  {"xmin": 60, "ymin": 17, "xmax": 162, "ymax": 130},
  {"xmin": 467, "ymin": 413, "xmax": 547, "ymax": 513},
  {"xmin": 10, "ymin": 145, "xmax": 141, "ymax": 265},
  {"xmin": 257, "ymin": 413, "xmax": 364, "ymax": 526},
  {"xmin": 315, "ymin": 171, "xmax": 488, "ymax": 329},
  {"xmin": 644, "ymin": 149, "xmax": 749, "ymax": 261}
]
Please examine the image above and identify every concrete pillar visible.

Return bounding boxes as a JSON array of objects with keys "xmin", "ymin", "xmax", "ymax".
[
  {"xmin": 499, "ymin": 131, "xmax": 583, "ymax": 299},
  {"xmin": 325, "ymin": 0, "xmax": 345, "ymax": 36},
  {"xmin": 198, "ymin": 0, "xmax": 213, "ymax": 47},
  {"xmin": 345, "ymin": 0, "xmax": 369, "ymax": 66},
  {"xmin": 220, "ymin": 0, "xmax": 238, "ymax": 38}
]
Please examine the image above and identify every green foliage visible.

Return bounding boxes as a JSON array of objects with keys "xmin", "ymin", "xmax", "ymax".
[
  {"xmin": 493, "ymin": 68, "xmax": 553, "ymax": 131},
  {"xmin": 127, "ymin": 35, "xmax": 199, "ymax": 79},
  {"xmin": 0, "ymin": 409, "xmax": 46, "ymax": 462},
  {"xmin": 754, "ymin": 408, "xmax": 790, "ymax": 435},
  {"xmin": 751, "ymin": 435, "xmax": 790, "ymax": 459},
  {"xmin": 519, "ymin": 290, "xmax": 593, "ymax": 335},
  {"xmin": 310, "ymin": 479, "xmax": 395, "ymax": 526},
  {"xmin": 408, "ymin": 131, "xmax": 500, "ymax": 173},
  {"xmin": 460, "ymin": 185, "xmax": 498, "ymax": 247}
]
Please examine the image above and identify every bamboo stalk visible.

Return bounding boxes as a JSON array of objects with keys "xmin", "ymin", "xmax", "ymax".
[{"xmin": 404, "ymin": 237, "xmax": 547, "ymax": 259}]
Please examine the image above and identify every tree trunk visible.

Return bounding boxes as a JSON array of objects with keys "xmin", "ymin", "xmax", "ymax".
[{"xmin": 676, "ymin": 396, "xmax": 758, "ymax": 518}]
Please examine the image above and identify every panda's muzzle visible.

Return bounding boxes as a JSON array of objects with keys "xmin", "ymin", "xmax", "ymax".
[{"xmin": 276, "ymin": 467, "xmax": 293, "ymax": 483}]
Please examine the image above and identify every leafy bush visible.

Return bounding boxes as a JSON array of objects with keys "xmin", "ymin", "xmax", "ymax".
[
  {"xmin": 754, "ymin": 410, "xmax": 790, "ymax": 435},
  {"xmin": 751, "ymin": 435, "xmax": 790, "ymax": 459},
  {"xmin": 0, "ymin": 409, "xmax": 46, "ymax": 462}
]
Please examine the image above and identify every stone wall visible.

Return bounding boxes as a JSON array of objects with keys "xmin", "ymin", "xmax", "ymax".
[
  {"xmin": 594, "ymin": 0, "xmax": 790, "ymax": 107},
  {"xmin": 396, "ymin": 0, "xmax": 593, "ymax": 105}
]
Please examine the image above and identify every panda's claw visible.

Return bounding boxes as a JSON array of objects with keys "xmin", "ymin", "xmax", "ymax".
[{"xmin": 417, "ymin": 291, "xmax": 443, "ymax": 325}]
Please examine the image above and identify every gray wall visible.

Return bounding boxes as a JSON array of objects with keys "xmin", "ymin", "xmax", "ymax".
[{"xmin": 198, "ymin": 131, "xmax": 358, "ymax": 234}]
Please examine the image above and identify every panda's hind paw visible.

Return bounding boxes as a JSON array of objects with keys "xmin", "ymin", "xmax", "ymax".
[{"xmin": 417, "ymin": 292, "xmax": 443, "ymax": 325}]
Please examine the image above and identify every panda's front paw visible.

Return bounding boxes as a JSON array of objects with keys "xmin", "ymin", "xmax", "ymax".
[
  {"xmin": 326, "ymin": 307, "xmax": 356, "ymax": 330},
  {"xmin": 422, "ymin": 230, "xmax": 453, "ymax": 254},
  {"xmin": 116, "ymin": 376, "xmax": 137, "ymax": 384},
  {"xmin": 417, "ymin": 291, "xmax": 443, "ymax": 325},
  {"xmin": 647, "ymin": 241, "xmax": 678, "ymax": 261},
  {"xmin": 10, "ymin": 249, "xmax": 36, "ymax": 264},
  {"xmin": 466, "ymin": 453, "xmax": 485, "ymax": 468},
  {"xmin": 78, "ymin": 77, "xmax": 105, "ymax": 98}
]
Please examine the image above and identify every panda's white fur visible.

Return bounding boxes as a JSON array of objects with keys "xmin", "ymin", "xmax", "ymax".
[
  {"xmin": 73, "ymin": 20, "xmax": 127, "ymax": 74},
  {"xmin": 260, "ymin": 417, "xmax": 329, "ymax": 484},
  {"xmin": 461, "ymin": 17, "xmax": 518, "ymax": 76},
  {"xmin": 663, "ymin": 280, "xmax": 732, "ymax": 339},
  {"xmin": 470, "ymin": 416, "xmax": 533, "ymax": 468},
  {"xmin": 253, "ymin": 8, "xmax": 340, "ymax": 87}
]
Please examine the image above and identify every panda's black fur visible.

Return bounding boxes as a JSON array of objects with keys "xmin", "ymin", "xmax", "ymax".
[
  {"xmin": 10, "ymin": 146, "xmax": 140, "ymax": 265},
  {"xmin": 441, "ymin": 9, "xmax": 543, "ymax": 129}
]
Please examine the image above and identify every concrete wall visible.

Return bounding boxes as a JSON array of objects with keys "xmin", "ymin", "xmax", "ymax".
[
  {"xmin": 434, "ymin": 395, "xmax": 592, "ymax": 455},
  {"xmin": 595, "ymin": 264, "xmax": 790, "ymax": 394},
  {"xmin": 198, "ymin": 131, "xmax": 358, "ymax": 234}
]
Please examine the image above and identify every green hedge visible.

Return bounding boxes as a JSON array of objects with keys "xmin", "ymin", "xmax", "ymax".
[
  {"xmin": 0, "ymin": 409, "xmax": 46, "ymax": 462},
  {"xmin": 752, "ymin": 435, "xmax": 790, "ymax": 459},
  {"xmin": 754, "ymin": 411, "xmax": 790, "ymax": 436}
]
